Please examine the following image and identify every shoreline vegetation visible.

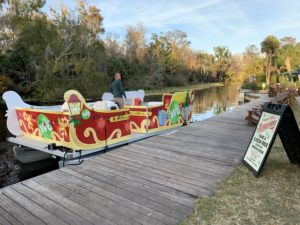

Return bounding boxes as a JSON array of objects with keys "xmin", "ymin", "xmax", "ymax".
[{"xmin": 181, "ymin": 101, "xmax": 300, "ymax": 225}]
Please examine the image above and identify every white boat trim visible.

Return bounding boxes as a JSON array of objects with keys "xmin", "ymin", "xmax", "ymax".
[{"xmin": 7, "ymin": 127, "xmax": 179, "ymax": 161}]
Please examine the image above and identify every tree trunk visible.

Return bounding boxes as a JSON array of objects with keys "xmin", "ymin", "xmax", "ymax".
[
  {"xmin": 265, "ymin": 56, "xmax": 270, "ymax": 87},
  {"xmin": 285, "ymin": 56, "xmax": 292, "ymax": 81},
  {"xmin": 267, "ymin": 56, "xmax": 272, "ymax": 86}
]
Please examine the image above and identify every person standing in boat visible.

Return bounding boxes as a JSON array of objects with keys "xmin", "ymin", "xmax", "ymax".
[{"xmin": 110, "ymin": 72, "xmax": 126, "ymax": 108}]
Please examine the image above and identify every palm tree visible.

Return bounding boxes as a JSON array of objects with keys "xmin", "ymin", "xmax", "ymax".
[
  {"xmin": 261, "ymin": 35, "xmax": 280, "ymax": 86},
  {"xmin": 280, "ymin": 37, "xmax": 296, "ymax": 81}
]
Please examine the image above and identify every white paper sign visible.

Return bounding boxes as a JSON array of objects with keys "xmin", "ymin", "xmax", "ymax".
[{"xmin": 244, "ymin": 112, "xmax": 281, "ymax": 172}]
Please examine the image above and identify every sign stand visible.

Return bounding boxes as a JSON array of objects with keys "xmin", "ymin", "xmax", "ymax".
[{"xmin": 242, "ymin": 103, "xmax": 300, "ymax": 177}]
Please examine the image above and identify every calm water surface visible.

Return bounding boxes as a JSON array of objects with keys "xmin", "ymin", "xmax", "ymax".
[{"xmin": 0, "ymin": 84, "xmax": 242, "ymax": 187}]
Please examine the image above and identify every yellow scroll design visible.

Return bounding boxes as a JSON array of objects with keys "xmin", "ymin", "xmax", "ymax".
[
  {"xmin": 130, "ymin": 121, "xmax": 141, "ymax": 130},
  {"xmin": 107, "ymin": 129, "xmax": 122, "ymax": 140},
  {"xmin": 19, "ymin": 119, "xmax": 29, "ymax": 133},
  {"xmin": 84, "ymin": 127, "xmax": 103, "ymax": 143},
  {"xmin": 51, "ymin": 131, "xmax": 65, "ymax": 142},
  {"xmin": 23, "ymin": 112, "xmax": 33, "ymax": 131},
  {"xmin": 140, "ymin": 118, "xmax": 148, "ymax": 131},
  {"xmin": 151, "ymin": 116, "xmax": 160, "ymax": 128},
  {"xmin": 32, "ymin": 128, "xmax": 41, "ymax": 136},
  {"xmin": 69, "ymin": 125, "xmax": 103, "ymax": 149},
  {"xmin": 69, "ymin": 124, "xmax": 125, "ymax": 150}
]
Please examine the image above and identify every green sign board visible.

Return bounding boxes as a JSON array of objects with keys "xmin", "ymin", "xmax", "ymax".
[
  {"xmin": 169, "ymin": 100, "xmax": 180, "ymax": 124},
  {"xmin": 37, "ymin": 114, "xmax": 53, "ymax": 139}
]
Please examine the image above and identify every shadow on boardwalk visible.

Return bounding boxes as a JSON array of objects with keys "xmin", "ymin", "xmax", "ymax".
[{"xmin": 0, "ymin": 95, "xmax": 269, "ymax": 225}]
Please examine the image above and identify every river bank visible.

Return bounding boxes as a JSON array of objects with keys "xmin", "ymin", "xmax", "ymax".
[
  {"xmin": 145, "ymin": 82, "xmax": 224, "ymax": 95},
  {"xmin": 0, "ymin": 82, "xmax": 224, "ymax": 105}
]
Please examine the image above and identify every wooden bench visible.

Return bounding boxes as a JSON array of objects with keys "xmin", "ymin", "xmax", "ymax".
[
  {"xmin": 245, "ymin": 106, "xmax": 263, "ymax": 126},
  {"xmin": 245, "ymin": 89, "xmax": 296, "ymax": 126}
]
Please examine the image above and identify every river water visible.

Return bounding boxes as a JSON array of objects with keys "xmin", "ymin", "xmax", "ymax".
[{"xmin": 0, "ymin": 83, "xmax": 242, "ymax": 188}]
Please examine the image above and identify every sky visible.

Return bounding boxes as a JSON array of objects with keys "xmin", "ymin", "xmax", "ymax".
[{"xmin": 43, "ymin": 0, "xmax": 300, "ymax": 53}]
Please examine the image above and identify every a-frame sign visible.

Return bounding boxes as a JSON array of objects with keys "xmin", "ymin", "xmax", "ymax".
[{"xmin": 243, "ymin": 103, "xmax": 300, "ymax": 177}]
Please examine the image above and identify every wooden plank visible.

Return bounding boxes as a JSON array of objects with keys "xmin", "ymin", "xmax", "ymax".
[
  {"xmin": 22, "ymin": 179, "xmax": 116, "ymax": 225},
  {"xmin": 143, "ymin": 135, "xmax": 244, "ymax": 157},
  {"xmin": 36, "ymin": 174, "xmax": 164, "ymax": 225},
  {"xmin": 187, "ymin": 120, "xmax": 249, "ymax": 129},
  {"xmin": 187, "ymin": 125, "xmax": 253, "ymax": 138},
  {"xmin": 58, "ymin": 168, "xmax": 181, "ymax": 225},
  {"xmin": 0, "ymin": 193, "xmax": 44, "ymax": 225},
  {"xmin": 2, "ymin": 187, "xmax": 68, "ymax": 225},
  {"xmin": 30, "ymin": 176, "xmax": 139, "ymax": 225},
  {"xmin": 12, "ymin": 183, "xmax": 93, "ymax": 225},
  {"xmin": 0, "ymin": 206, "xmax": 23, "ymax": 225},
  {"xmin": 178, "ymin": 122, "xmax": 250, "ymax": 135},
  {"xmin": 107, "ymin": 150, "xmax": 219, "ymax": 185},
  {"xmin": 102, "ymin": 153, "xmax": 217, "ymax": 190},
  {"xmin": 161, "ymin": 130, "xmax": 249, "ymax": 147},
  {"xmin": 119, "ymin": 144, "xmax": 232, "ymax": 176},
  {"xmin": 154, "ymin": 134, "xmax": 246, "ymax": 154},
  {"xmin": 170, "ymin": 128, "xmax": 251, "ymax": 145},
  {"xmin": 163, "ymin": 131, "xmax": 249, "ymax": 149},
  {"xmin": 68, "ymin": 159, "xmax": 195, "ymax": 206},
  {"xmin": 137, "ymin": 138, "xmax": 243, "ymax": 164},
  {"xmin": 40, "ymin": 173, "xmax": 166, "ymax": 225},
  {"xmin": 89, "ymin": 156, "xmax": 213, "ymax": 196},
  {"xmin": 0, "ymin": 213, "xmax": 12, "ymax": 225},
  {"xmin": 179, "ymin": 127, "xmax": 253, "ymax": 141},
  {"xmin": 108, "ymin": 149, "xmax": 220, "ymax": 184},
  {"xmin": 56, "ymin": 167, "xmax": 188, "ymax": 221},
  {"xmin": 201, "ymin": 118, "xmax": 254, "ymax": 128},
  {"xmin": 71, "ymin": 163, "xmax": 194, "ymax": 212}
]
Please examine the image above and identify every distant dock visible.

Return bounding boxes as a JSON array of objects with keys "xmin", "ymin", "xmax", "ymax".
[{"xmin": 0, "ymin": 95, "xmax": 269, "ymax": 225}]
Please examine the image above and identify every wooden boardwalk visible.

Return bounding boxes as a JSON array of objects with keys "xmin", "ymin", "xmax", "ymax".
[{"xmin": 0, "ymin": 96, "xmax": 268, "ymax": 225}]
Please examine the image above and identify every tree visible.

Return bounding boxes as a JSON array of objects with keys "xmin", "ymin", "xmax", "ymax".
[
  {"xmin": 279, "ymin": 36, "xmax": 296, "ymax": 81},
  {"xmin": 125, "ymin": 23, "xmax": 146, "ymax": 64},
  {"xmin": 227, "ymin": 54, "xmax": 244, "ymax": 82},
  {"xmin": 213, "ymin": 46, "xmax": 231, "ymax": 81},
  {"xmin": 194, "ymin": 51, "xmax": 215, "ymax": 82},
  {"xmin": 77, "ymin": 0, "xmax": 105, "ymax": 43},
  {"xmin": 244, "ymin": 45, "xmax": 259, "ymax": 76},
  {"xmin": 261, "ymin": 35, "xmax": 280, "ymax": 86}
]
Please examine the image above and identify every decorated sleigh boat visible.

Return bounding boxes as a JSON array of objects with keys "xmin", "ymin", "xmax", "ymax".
[
  {"xmin": 3, "ymin": 90, "xmax": 131, "ymax": 151},
  {"xmin": 3, "ymin": 89, "xmax": 194, "ymax": 163}
]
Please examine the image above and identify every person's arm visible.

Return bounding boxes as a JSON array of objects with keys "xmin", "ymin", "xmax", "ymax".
[{"xmin": 118, "ymin": 80, "xmax": 126, "ymax": 98}]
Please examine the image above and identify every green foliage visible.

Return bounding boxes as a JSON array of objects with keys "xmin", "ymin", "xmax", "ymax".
[
  {"xmin": 261, "ymin": 35, "xmax": 280, "ymax": 55},
  {"xmin": 0, "ymin": 0, "xmax": 107, "ymax": 99},
  {"xmin": 241, "ymin": 82, "xmax": 261, "ymax": 91},
  {"xmin": 281, "ymin": 80, "xmax": 297, "ymax": 89},
  {"xmin": 270, "ymin": 74, "xmax": 278, "ymax": 84},
  {"xmin": 278, "ymin": 75, "xmax": 285, "ymax": 83},
  {"xmin": 0, "ymin": 75, "xmax": 14, "ymax": 95},
  {"xmin": 261, "ymin": 35, "xmax": 281, "ymax": 86},
  {"xmin": 213, "ymin": 46, "xmax": 232, "ymax": 81}
]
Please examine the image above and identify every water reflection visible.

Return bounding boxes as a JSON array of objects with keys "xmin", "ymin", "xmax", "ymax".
[
  {"xmin": 0, "ymin": 83, "xmax": 241, "ymax": 187},
  {"xmin": 145, "ymin": 83, "xmax": 242, "ymax": 121},
  {"xmin": 191, "ymin": 84, "xmax": 241, "ymax": 121}
]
